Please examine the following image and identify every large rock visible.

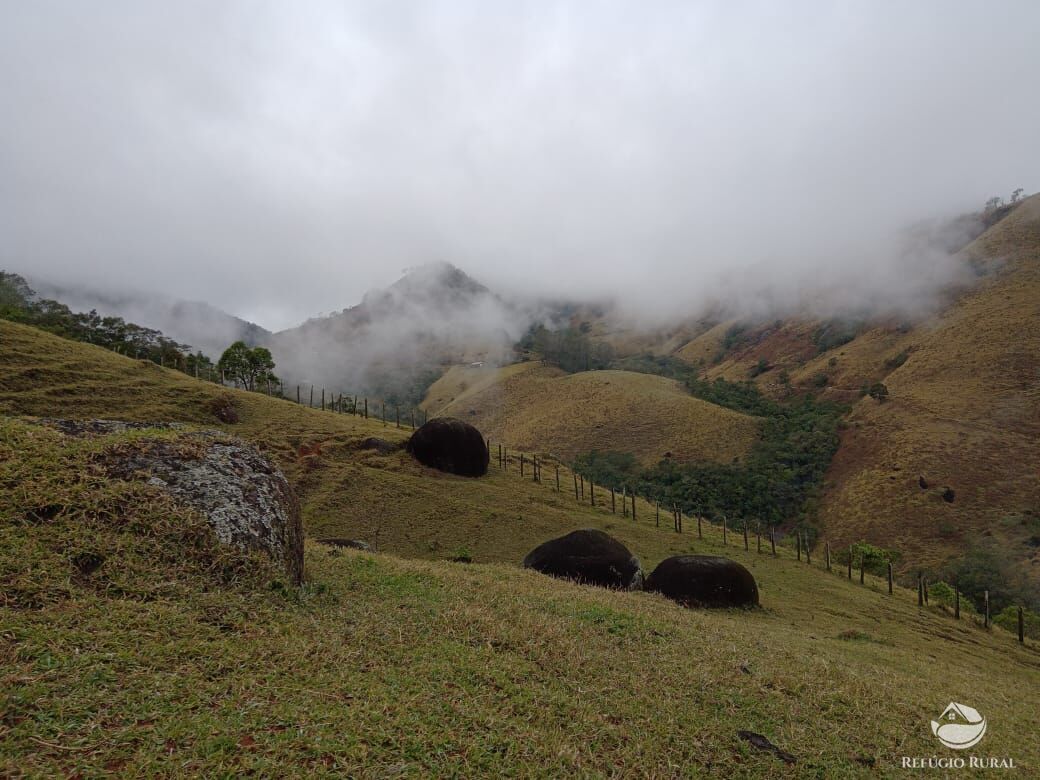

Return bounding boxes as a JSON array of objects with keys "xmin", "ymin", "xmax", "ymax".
[
  {"xmin": 52, "ymin": 421, "xmax": 305, "ymax": 584},
  {"xmin": 522, "ymin": 529, "xmax": 643, "ymax": 590},
  {"xmin": 645, "ymin": 555, "xmax": 758, "ymax": 608},
  {"xmin": 406, "ymin": 417, "xmax": 489, "ymax": 477}
]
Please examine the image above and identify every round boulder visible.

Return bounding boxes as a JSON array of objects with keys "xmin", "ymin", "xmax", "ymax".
[
  {"xmin": 406, "ymin": 417, "xmax": 489, "ymax": 477},
  {"xmin": 645, "ymin": 555, "xmax": 758, "ymax": 608},
  {"xmin": 522, "ymin": 529, "xmax": 643, "ymax": 590}
]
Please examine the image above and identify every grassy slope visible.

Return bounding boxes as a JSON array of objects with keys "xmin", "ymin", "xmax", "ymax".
[
  {"xmin": 423, "ymin": 362, "xmax": 760, "ymax": 467},
  {"xmin": 655, "ymin": 198, "xmax": 1040, "ymax": 584},
  {"xmin": 3, "ymin": 321, "xmax": 1040, "ymax": 776},
  {"xmin": 814, "ymin": 197, "xmax": 1040, "ymax": 580}
]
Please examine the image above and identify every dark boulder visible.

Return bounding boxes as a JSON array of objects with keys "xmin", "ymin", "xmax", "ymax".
[
  {"xmin": 406, "ymin": 417, "xmax": 489, "ymax": 477},
  {"xmin": 918, "ymin": 475, "xmax": 929, "ymax": 490},
  {"xmin": 645, "ymin": 555, "xmax": 758, "ymax": 608},
  {"xmin": 942, "ymin": 487, "xmax": 955, "ymax": 503},
  {"xmin": 522, "ymin": 529, "xmax": 643, "ymax": 590}
]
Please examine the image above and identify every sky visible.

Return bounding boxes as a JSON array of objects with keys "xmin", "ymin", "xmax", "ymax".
[{"xmin": 2, "ymin": 1, "xmax": 1039, "ymax": 331}]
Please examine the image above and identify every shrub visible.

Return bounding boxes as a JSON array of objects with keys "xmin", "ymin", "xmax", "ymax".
[
  {"xmin": 993, "ymin": 606, "xmax": 1040, "ymax": 639},
  {"xmin": 749, "ymin": 358, "xmax": 769, "ymax": 378},
  {"xmin": 836, "ymin": 541, "xmax": 900, "ymax": 577},
  {"xmin": 867, "ymin": 382, "xmax": 889, "ymax": 403},
  {"xmin": 883, "ymin": 351, "xmax": 909, "ymax": 370}
]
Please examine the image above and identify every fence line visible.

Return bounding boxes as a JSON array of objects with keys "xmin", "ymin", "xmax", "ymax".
[{"xmin": 188, "ymin": 367, "xmax": 1034, "ymax": 648}]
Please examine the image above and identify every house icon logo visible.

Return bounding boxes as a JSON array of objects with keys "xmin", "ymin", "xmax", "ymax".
[{"xmin": 931, "ymin": 702, "xmax": 987, "ymax": 750}]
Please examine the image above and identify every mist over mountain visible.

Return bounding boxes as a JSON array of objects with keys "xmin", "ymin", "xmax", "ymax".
[
  {"xmin": 266, "ymin": 262, "xmax": 534, "ymax": 404},
  {"xmin": 28, "ymin": 279, "xmax": 271, "ymax": 357},
  {"xmin": 3, "ymin": 3, "xmax": 1038, "ymax": 328}
]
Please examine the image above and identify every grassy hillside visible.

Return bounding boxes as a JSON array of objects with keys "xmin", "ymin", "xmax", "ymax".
[
  {"xmin": 4, "ymin": 412, "xmax": 1040, "ymax": 776},
  {"xmin": 3, "ymin": 319, "xmax": 1040, "ymax": 775},
  {"xmin": 815, "ymin": 196, "xmax": 1040, "ymax": 590},
  {"xmin": 423, "ymin": 362, "xmax": 760, "ymax": 467}
]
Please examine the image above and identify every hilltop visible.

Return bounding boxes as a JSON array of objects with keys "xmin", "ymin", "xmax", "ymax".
[
  {"xmin": 407, "ymin": 196, "xmax": 1040, "ymax": 599},
  {"xmin": 264, "ymin": 262, "xmax": 524, "ymax": 406},
  {"xmin": 423, "ymin": 361, "xmax": 760, "ymax": 467},
  {"xmin": 2, "ymin": 320, "xmax": 1039, "ymax": 775}
]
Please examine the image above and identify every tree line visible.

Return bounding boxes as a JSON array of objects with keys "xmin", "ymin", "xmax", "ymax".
[{"xmin": 1, "ymin": 271, "xmax": 277, "ymax": 392}]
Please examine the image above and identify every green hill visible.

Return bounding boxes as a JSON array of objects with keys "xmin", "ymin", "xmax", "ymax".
[{"xmin": 2, "ymin": 321, "xmax": 1039, "ymax": 776}]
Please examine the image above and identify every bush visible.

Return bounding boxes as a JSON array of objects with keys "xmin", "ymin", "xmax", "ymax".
[
  {"xmin": 868, "ymin": 382, "xmax": 889, "ymax": 403},
  {"xmin": 836, "ymin": 541, "xmax": 900, "ymax": 576},
  {"xmin": 883, "ymin": 351, "xmax": 909, "ymax": 371},
  {"xmin": 749, "ymin": 358, "xmax": 769, "ymax": 378},
  {"xmin": 927, "ymin": 581, "xmax": 975, "ymax": 614},
  {"xmin": 993, "ymin": 606, "xmax": 1040, "ymax": 639}
]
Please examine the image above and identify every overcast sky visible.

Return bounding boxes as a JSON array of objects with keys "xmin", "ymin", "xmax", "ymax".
[{"xmin": 2, "ymin": 1, "xmax": 1038, "ymax": 330}]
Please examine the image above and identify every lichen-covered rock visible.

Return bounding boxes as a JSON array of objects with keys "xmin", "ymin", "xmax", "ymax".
[{"xmin": 42, "ymin": 420, "xmax": 304, "ymax": 584}]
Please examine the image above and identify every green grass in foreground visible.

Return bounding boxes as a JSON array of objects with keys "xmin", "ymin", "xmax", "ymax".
[
  {"xmin": 3, "ymin": 417, "xmax": 1040, "ymax": 777},
  {"xmin": 2, "ymin": 321, "xmax": 1040, "ymax": 776}
]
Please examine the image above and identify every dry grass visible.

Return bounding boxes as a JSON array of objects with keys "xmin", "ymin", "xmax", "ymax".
[
  {"xmin": 815, "ymin": 197, "xmax": 1040, "ymax": 581},
  {"xmin": 424, "ymin": 362, "xmax": 760, "ymax": 467},
  {"xmin": 3, "ymin": 324, "xmax": 1040, "ymax": 775}
]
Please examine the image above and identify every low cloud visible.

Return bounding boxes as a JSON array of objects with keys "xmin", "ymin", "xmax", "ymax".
[{"xmin": 2, "ymin": 2, "xmax": 1038, "ymax": 332}]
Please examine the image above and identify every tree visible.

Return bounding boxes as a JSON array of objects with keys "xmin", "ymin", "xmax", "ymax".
[
  {"xmin": 218, "ymin": 341, "xmax": 276, "ymax": 391},
  {"xmin": 0, "ymin": 272, "xmax": 35, "ymax": 312},
  {"xmin": 867, "ymin": 382, "xmax": 889, "ymax": 403}
]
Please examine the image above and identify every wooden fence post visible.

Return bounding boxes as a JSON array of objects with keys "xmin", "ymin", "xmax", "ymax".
[
  {"xmin": 805, "ymin": 536, "xmax": 810, "ymax": 565},
  {"xmin": 917, "ymin": 574, "xmax": 923, "ymax": 606},
  {"xmin": 825, "ymin": 542, "xmax": 831, "ymax": 572},
  {"xmin": 631, "ymin": 492, "xmax": 636, "ymax": 522},
  {"xmin": 984, "ymin": 590, "xmax": 990, "ymax": 628},
  {"xmin": 580, "ymin": 475, "xmax": 584, "ymax": 500},
  {"xmin": 1018, "ymin": 606, "xmax": 1024, "ymax": 643},
  {"xmin": 923, "ymin": 578, "xmax": 929, "ymax": 605},
  {"xmin": 860, "ymin": 556, "xmax": 865, "ymax": 585},
  {"xmin": 309, "ymin": 386, "xmax": 314, "ymax": 408},
  {"xmin": 756, "ymin": 527, "xmax": 761, "ymax": 554},
  {"xmin": 411, "ymin": 409, "xmax": 415, "ymax": 428},
  {"xmin": 621, "ymin": 487, "xmax": 627, "ymax": 517},
  {"xmin": 520, "ymin": 454, "xmax": 525, "ymax": 477},
  {"xmin": 655, "ymin": 501, "xmax": 660, "ymax": 527},
  {"xmin": 611, "ymin": 488, "xmax": 616, "ymax": 513},
  {"xmin": 955, "ymin": 587, "xmax": 960, "ymax": 619},
  {"xmin": 573, "ymin": 472, "xmax": 579, "ymax": 501},
  {"xmin": 590, "ymin": 480, "xmax": 595, "ymax": 507},
  {"xmin": 296, "ymin": 385, "xmax": 300, "ymax": 404},
  {"xmin": 796, "ymin": 533, "xmax": 801, "ymax": 561},
  {"xmin": 382, "ymin": 401, "xmax": 386, "ymax": 426},
  {"xmin": 697, "ymin": 514, "xmax": 702, "ymax": 539},
  {"xmin": 743, "ymin": 522, "xmax": 749, "ymax": 551},
  {"xmin": 555, "ymin": 464, "xmax": 560, "ymax": 491},
  {"xmin": 396, "ymin": 406, "xmax": 400, "ymax": 428},
  {"xmin": 722, "ymin": 517, "xmax": 727, "ymax": 546},
  {"xmin": 848, "ymin": 546, "xmax": 853, "ymax": 580},
  {"xmin": 887, "ymin": 562, "xmax": 893, "ymax": 594}
]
